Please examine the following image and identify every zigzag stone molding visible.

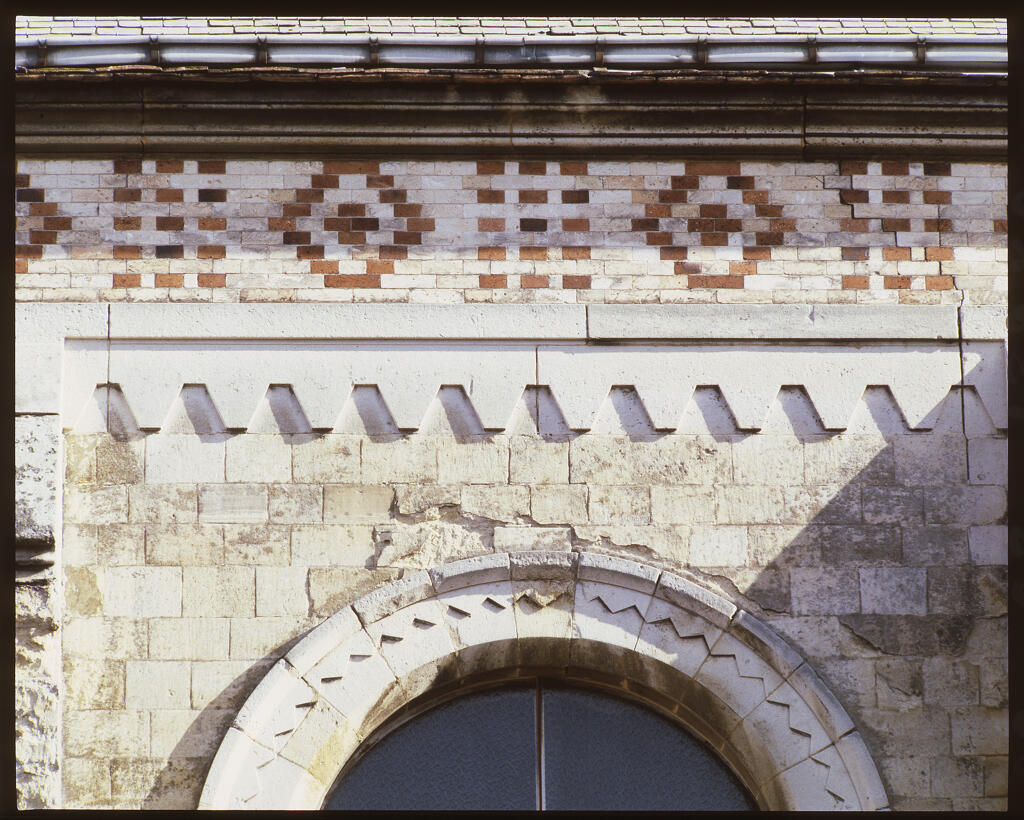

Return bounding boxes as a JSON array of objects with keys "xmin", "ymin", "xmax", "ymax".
[
  {"xmin": 198, "ymin": 551, "xmax": 888, "ymax": 811},
  {"xmin": 61, "ymin": 340, "xmax": 1005, "ymax": 433}
]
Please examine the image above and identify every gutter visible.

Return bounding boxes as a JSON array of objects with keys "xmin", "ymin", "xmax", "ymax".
[{"xmin": 14, "ymin": 33, "xmax": 1008, "ymax": 74}]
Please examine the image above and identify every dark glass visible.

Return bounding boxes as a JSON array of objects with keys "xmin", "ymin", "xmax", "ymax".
[
  {"xmin": 324, "ymin": 682, "xmax": 755, "ymax": 811},
  {"xmin": 541, "ymin": 687, "xmax": 754, "ymax": 811},
  {"xmin": 324, "ymin": 686, "xmax": 537, "ymax": 810}
]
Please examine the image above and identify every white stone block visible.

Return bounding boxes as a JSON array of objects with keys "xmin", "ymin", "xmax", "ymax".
[
  {"xmin": 968, "ymin": 437, "xmax": 1007, "ymax": 485},
  {"xmin": 859, "ymin": 568, "xmax": 926, "ymax": 615},
  {"xmin": 363, "ymin": 598, "xmax": 455, "ymax": 682},
  {"xmin": 635, "ymin": 597, "xmax": 721, "ymax": 677},
  {"xmin": 694, "ymin": 631, "xmax": 783, "ymax": 719},
  {"xmin": 125, "ymin": 660, "xmax": 191, "ymax": 709},
  {"xmin": 199, "ymin": 484, "xmax": 268, "ymax": 523},
  {"xmin": 437, "ymin": 582, "xmax": 517, "ymax": 649},
  {"xmin": 573, "ymin": 580, "xmax": 652, "ymax": 649},
  {"xmin": 256, "ymin": 567, "xmax": 310, "ymax": 617},
  {"xmin": 689, "ymin": 526, "xmax": 747, "ymax": 566},
  {"xmin": 226, "ymin": 435, "xmax": 292, "ymax": 483},
  {"xmin": 103, "ymin": 566, "xmax": 181, "ymax": 617},
  {"xmin": 969, "ymin": 525, "xmax": 1007, "ymax": 565},
  {"xmin": 493, "ymin": 526, "xmax": 571, "ymax": 552},
  {"xmin": 148, "ymin": 617, "xmax": 230, "ymax": 660},
  {"xmin": 291, "ymin": 524, "xmax": 375, "ymax": 566},
  {"xmin": 145, "ymin": 435, "xmax": 225, "ymax": 483}
]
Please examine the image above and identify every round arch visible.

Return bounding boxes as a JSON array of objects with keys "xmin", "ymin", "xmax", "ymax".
[{"xmin": 199, "ymin": 551, "xmax": 889, "ymax": 811}]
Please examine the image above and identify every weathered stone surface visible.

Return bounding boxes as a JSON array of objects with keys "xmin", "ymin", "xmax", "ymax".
[
  {"xmin": 291, "ymin": 524, "xmax": 374, "ymax": 566},
  {"xmin": 16, "ymin": 414, "xmax": 59, "ymax": 542},
  {"xmin": 394, "ymin": 483, "xmax": 460, "ymax": 515},
  {"xmin": 838, "ymin": 614, "xmax": 973, "ymax": 657},
  {"xmin": 493, "ymin": 526, "xmax": 572, "ymax": 552},
  {"xmin": 226, "ymin": 434, "xmax": 292, "ymax": 482},
  {"xmin": 588, "ymin": 484, "xmax": 650, "ymax": 524},
  {"xmin": 570, "ymin": 435, "xmax": 730, "ymax": 486},
  {"xmin": 128, "ymin": 484, "xmax": 197, "ymax": 523},
  {"xmin": 182, "ymin": 566, "xmax": 255, "ymax": 618},
  {"xmin": 308, "ymin": 567, "xmax": 403, "ymax": 619},
  {"xmin": 103, "ymin": 567, "xmax": 182, "ymax": 617},
  {"xmin": 16, "ymin": 680, "xmax": 60, "ymax": 809},
  {"xmin": 436, "ymin": 439, "xmax": 507, "ymax": 484},
  {"xmin": 460, "ymin": 484, "xmax": 530, "ymax": 522},
  {"xmin": 197, "ymin": 484, "xmax": 267, "ymax": 524},
  {"xmin": 149, "ymin": 617, "xmax": 231, "ymax": 660},
  {"xmin": 292, "ymin": 434, "xmax": 360, "ymax": 483},
  {"xmin": 223, "ymin": 524, "xmax": 291, "ymax": 565},
  {"xmin": 860, "ymin": 568, "xmax": 927, "ymax": 615},
  {"xmin": 531, "ymin": 484, "xmax": 587, "ymax": 524},
  {"xmin": 510, "ymin": 436, "xmax": 568, "ymax": 484},
  {"xmin": 63, "ymin": 523, "xmax": 146, "ymax": 567},
  {"xmin": 323, "ymin": 484, "xmax": 394, "ymax": 522},
  {"xmin": 363, "ymin": 438, "xmax": 438, "ymax": 483},
  {"xmin": 950, "ymin": 707, "xmax": 1007, "ymax": 756},
  {"xmin": 146, "ymin": 435, "xmax": 223, "ymax": 484},
  {"xmin": 146, "ymin": 523, "xmax": 224, "ymax": 565},
  {"xmin": 269, "ymin": 484, "xmax": 323, "ymax": 523},
  {"xmin": 791, "ymin": 568, "xmax": 860, "ymax": 615},
  {"xmin": 969, "ymin": 525, "xmax": 1006, "ymax": 565},
  {"xmin": 375, "ymin": 521, "xmax": 489, "ymax": 568}
]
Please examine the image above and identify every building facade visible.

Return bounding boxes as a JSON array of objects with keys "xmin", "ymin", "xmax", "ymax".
[{"xmin": 15, "ymin": 17, "xmax": 1008, "ymax": 810}]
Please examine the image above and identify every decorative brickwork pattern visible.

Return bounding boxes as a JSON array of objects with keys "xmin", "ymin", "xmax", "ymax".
[{"xmin": 15, "ymin": 160, "xmax": 1007, "ymax": 306}]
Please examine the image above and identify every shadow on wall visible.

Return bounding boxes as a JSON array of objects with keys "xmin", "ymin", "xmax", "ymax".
[{"xmin": 142, "ymin": 376, "xmax": 1007, "ymax": 810}]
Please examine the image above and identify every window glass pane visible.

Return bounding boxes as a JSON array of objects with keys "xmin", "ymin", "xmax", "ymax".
[
  {"xmin": 541, "ymin": 686, "xmax": 755, "ymax": 811},
  {"xmin": 324, "ymin": 686, "xmax": 537, "ymax": 810}
]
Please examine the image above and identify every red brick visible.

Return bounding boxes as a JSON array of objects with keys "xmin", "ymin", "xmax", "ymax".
[
  {"xmin": 283, "ymin": 204, "xmax": 311, "ymax": 216},
  {"xmin": 197, "ymin": 160, "xmax": 226, "ymax": 174},
  {"xmin": 16, "ymin": 189, "xmax": 44, "ymax": 202},
  {"xmin": 478, "ymin": 218, "xmax": 505, "ymax": 232},
  {"xmin": 699, "ymin": 204, "xmax": 728, "ymax": 218},
  {"xmin": 199, "ymin": 217, "xmax": 226, "ymax": 231},
  {"xmin": 882, "ymin": 219, "xmax": 911, "ymax": 232},
  {"xmin": 114, "ymin": 246, "xmax": 141, "ymax": 259},
  {"xmin": 157, "ymin": 189, "xmax": 184, "ymax": 202},
  {"xmin": 283, "ymin": 231, "xmax": 311, "ymax": 245},
  {"xmin": 30, "ymin": 203, "xmax": 58, "ymax": 216},
  {"xmin": 367, "ymin": 175, "xmax": 394, "ymax": 188},
  {"xmin": 729, "ymin": 261, "xmax": 757, "ymax": 275},
  {"xmin": 660, "ymin": 247, "xmax": 687, "ymax": 261},
  {"xmin": 562, "ymin": 190, "xmax": 589, "ymax": 204},
  {"xmin": 15, "ymin": 174, "xmax": 30, "ymax": 188},
  {"xmin": 840, "ymin": 161, "xmax": 868, "ymax": 175},
  {"xmin": 658, "ymin": 190, "xmax": 687, "ymax": 203},
  {"xmin": 674, "ymin": 262, "xmax": 701, "ymax": 275},
  {"xmin": 842, "ymin": 247, "xmax": 869, "ymax": 261},
  {"xmin": 647, "ymin": 231, "xmax": 673, "ymax": 245},
  {"xmin": 560, "ymin": 162, "xmax": 587, "ymax": 175},
  {"xmin": 670, "ymin": 175, "xmax": 699, "ymax": 189},
  {"xmin": 379, "ymin": 246, "xmax": 408, "ymax": 260},
  {"xmin": 324, "ymin": 218, "xmax": 351, "ymax": 231},
  {"xmin": 632, "ymin": 218, "xmax": 660, "ymax": 231},
  {"xmin": 994, "ymin": 219, "xmax": 1007, "ymax": 233},
  {"xmin": 841, "ymin": 219, "xmax": 870, "ymax": 232},
  {"xmin": 477, "ymin": 161, "xmax": 505, "ymax": 175},
  {"xmin": 479, "ymin": 274, "xmax": 507, "ymax": 288},
  {"xmin": 156, "ymin": 160, "xmax": 184, "ymax": 173},
  {"xmin": 923, "ymin": 162, "xmax": 951, "ymax": 176},
  {"xmin": 755, "ymin": 232, "xmax": 783, "ymax": 246},
  {"xmin": 562, "ymin": 275, "xmax": 591, "ymax": 289},
  {"xmin": 646, "ymin": 204, "xmax": 670, "ymax": 218},
  {"xmin": 881, "ymin": 162, "xmax": 909, "ymax": 176},
  {"xmin": 366, "ymin": 260, "xmax": 394, "ymax": 275},
  {"xmin": 310, "ymin": 260, "xmax": 339, "ymax": 274},
  {"xmin": 701, "ymin": 233, "xmax": 728, "ymax": 246},
  {"xmin": 519, "ymin": 190, "xmax": 548, "ymax": 204},
  {"xmin": 393, "ymin": 204, "xmax": 422, "ymax": 217},
  {"xmin": 562, "ymin": 247, "xmax": 590, "ymax": 260},
  {"xmin": 155, "ymin": 245, "xmax": 183, "ymax": 259},
  {"xmin": 521, "ymin": 218, "xmax": 549, "ymax": 232},
  {"xmin": 688, "ymin": 219, "xmax": 715, "ymax": 233},
  {"xmin": 884, "ymin": 275, "xmax": 911, "ymax": 289},
  {"xmin": 743, "ymin": 247, "xmax": 771, "ymax": 260},
  {"xmin": 742, "ymin": 190, "xmax": 769, "ymax": 204},
  {"xmin": 311, "ymin": 174, "xmax": 339, "ymax": 189},
  {"xmin": 325, "ymin": 274, "xmax": 380, "ymax": 288},
  {"xmin": 156, "ymin": 216, "xmax": 184, "ymax": 231},
  {"xmin": 478, "ymin": 189, "xmax": 505, "ymax": 204},
  {"xmin": 15, "ymin": 259, "xmax": 27, "ymax": 273},
  {"xmin": 478, "ymin": 247, "xmax": 505, "ymax": 261},
  {"xmin": 522, "ymin": 275, "xmax": 548, "ymax": 288},
  {"xmin": 883, "ymin": 247, "xmax": 912, "ymax": 261},
  {"xmin": 842, "ymin": 275, "xmax": 870, "ymax": 289},
  {"xmin": 155, "ymin": 273, "xmax": 183, "ymax": 288},
  {"xmin": 755, "ymin": 204, "xmax": 783, "ymax": 217},
  {"xmin": 407, "ymin": 218, "xmax": 435, "ymax": 232},
  {"xmin": 114, "ymin": 160, "xmax": 142, "ymax": 174},
  {"xmin": 925, "ymin": 275, "xmax": 955, "ymax": 290},
  {"xmin": 43, "ymin": 217, "xmax": 72, "ymax": 231},
  {"xmin": 336, "ymin": 232, "xmax": 366, "ymax": 244},
  {"xmin": 323, "ymin": 161, "xmax": 380, "ymax": 174},
  {"xmin": 379, "ymin": 189, "xmax": 407, "ymax": 204},
  {"xmin": 717, "ymin": 219, "xmax": 744, "ymax": 233},
  {"xmin": 114, "ymin": 217, "xmax": 141, "ymax": 231},
  {"xmin": 393, "ymin": 232, "xmax": 421, "ymax": 245},
  {"xmin": 351, "ymin": 218, "xmax": 380, "ymax": 231},
  {"xmin": 520, "ymin": 247, "xmax": 547, "ymax": 261},
  {"xmin": 689, "ymin": 275, "xmax": 744, "ymax": 288},
  {"xmin": 337, "ymin": 204, "xmax": 367, "ymax": 217},
  {"xmin": 685, "ymin": 161, "xmax": 741, "ymax": 175},
  {"xmin": 883, "ymin": 191, "xmax": 910, "ymax": 204},
  {"xmin": 840, "ymin": 189, "xmax": 869, "ymax": 204},
  {"xmin": 924, "ymin": 219, "xmax": 952, "ymax": 233},
  {"xmin": 923, "ymin": 191, "xmax": 951, "ymax": 205},
  {"xmin": 197, "ymin": 274, "xmax": 225, "ymax": 287},
  {"xmin": 726, "ymin": 176, "xmax": 755, "ymax": 190},
  {"xmin": 269, "ymin": 217, "xmax": 297, "ymax": 231},
  {"xmin": 925, "ymin": 247, "xmax": 954, "ymax": 261},
  {"xmin": 113, "ymin": 273, "xmax": 140, "ymax": 287},
  {"xmin": 16, "ymin": 245, "xmax": 42, "ymax": 258},
  {"xmin": 296, "ymin": 245, "xmax": 324, "ymax": 259},
  {"xmin": 518, "ymin": 161, "xmax": 546, "ymax": 175},
  {"xmin": 296, "ymin": 189, "xmax": 324, "ymax": 203}
]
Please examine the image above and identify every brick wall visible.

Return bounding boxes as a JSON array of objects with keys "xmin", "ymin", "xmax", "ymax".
[{"xmin": 15, "ymin": 159, "xmax": 1006, "ymax": 306}]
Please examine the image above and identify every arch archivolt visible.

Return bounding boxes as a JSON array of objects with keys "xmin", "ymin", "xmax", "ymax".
[{"xmin": 199, "ymin": 551, "xmax": 889, "ymax": 812}]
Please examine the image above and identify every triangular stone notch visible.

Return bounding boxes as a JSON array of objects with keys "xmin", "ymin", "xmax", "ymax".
[
  {"xmin": 247, "ymin": 385, "xmax": 313, "ymax": 434},
  {"xmin": 333, "ymin": 385, "xmax": 400, "ymax": 436},
  {"xmin": 505, "ymin": 386, "xmax": 572, "ymax": 437},
  {"xmin": 590, "ymin": 386, "xmax": 659, "ymax": 438},
  {"xmin": 72, "ymin": 384, "xmax": 142, "ymax": 438},
  {"xmin": 417, "ymin": 385, "xmax": 486, "ymax": 438},
  {"xmin": 161, "ymin": 384, "xmax": 227, "ymax": 435}
]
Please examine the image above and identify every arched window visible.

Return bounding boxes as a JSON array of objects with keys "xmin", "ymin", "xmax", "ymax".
[{"xmin": 324, "ymin": 679, "xmax": 756, "ymax": 811}]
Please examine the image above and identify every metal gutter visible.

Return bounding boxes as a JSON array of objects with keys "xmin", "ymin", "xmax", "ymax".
[{"xmin": 14, "ymin": 34, "xmax": 1008, "ymax": 73}]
